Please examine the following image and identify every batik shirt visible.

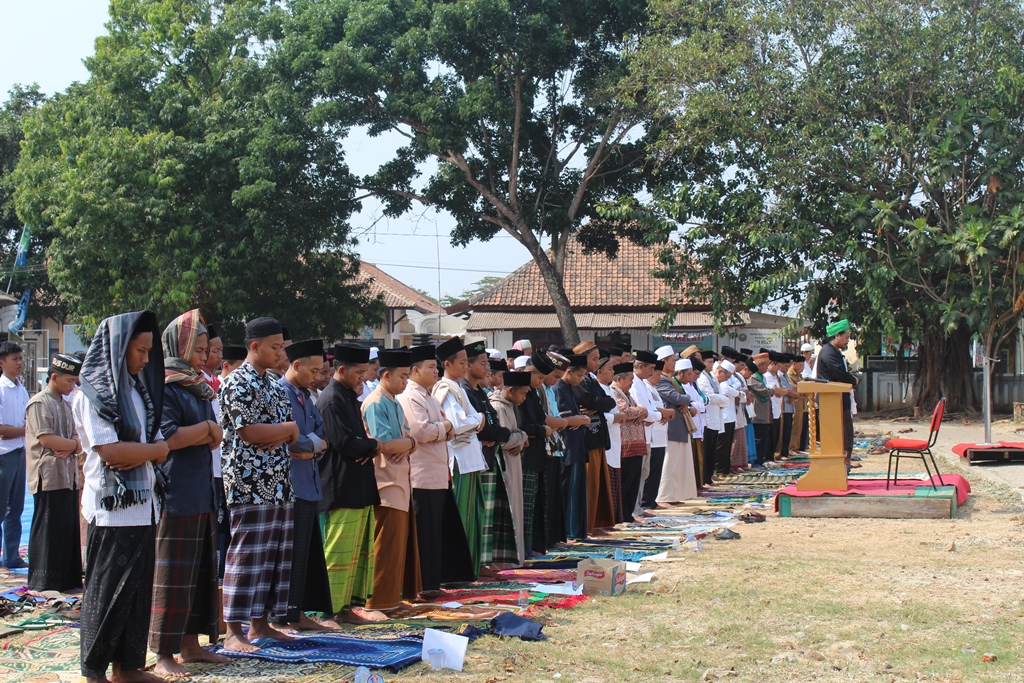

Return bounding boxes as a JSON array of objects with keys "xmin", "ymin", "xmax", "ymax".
[{"xmin": 219, "ymin": 361, "xmax": 294, "ymax": 506}]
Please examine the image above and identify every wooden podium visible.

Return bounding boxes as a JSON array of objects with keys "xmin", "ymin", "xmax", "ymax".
[{"xmin": 796, "ymin": 380, "xmax": 852, "ymax": 491}]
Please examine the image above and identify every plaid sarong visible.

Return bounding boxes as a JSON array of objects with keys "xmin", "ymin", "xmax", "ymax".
[
  {"xmin": 223, "ymin": 503, "xmax": 293, "ymax": 623},
  {"xmin": 452, "ymin": 464, "xmax": 482, "ymax": 571},
  {"xmin": 323, "ymin": 506, "xmax": 375, "ymax": 610},
  {"xmin": 480, "ymin": 467, "xmax": 517, "ymax": 566},
  {"xmin": 731, "ymin": 424, "xmax": 749, "ymax": 468},
  {"xmin": 149, "ymin": 512, "xmax": 219, "ymax": 653}
]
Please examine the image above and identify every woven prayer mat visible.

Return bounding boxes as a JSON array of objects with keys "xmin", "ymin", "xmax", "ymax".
[
  {"xmin": 0, "ymin": 625, "xmax": 81, "ymax": 682},
  {"xmin": 386, "ymin": 602, "xmax": 516, "ymax": 620},
  {"xmin": 208, "ymin": 633, "xmax": 424, "ymax": 671},
  {"xmin": 493, "ymin": 568, "xmax": 578, "ymax": 582},
  {"xmin": 327, "ymin": 620, "xmax": 485, "ymax": 641}
]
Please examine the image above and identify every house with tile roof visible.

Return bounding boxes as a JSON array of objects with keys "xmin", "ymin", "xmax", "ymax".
[
  {"xmin": 353, "ymin": 262, "xmax": 460, "ymax": 348},
  {"xmin": 445, "ymin": 237, "xmax": 795, "ymax": 352}
]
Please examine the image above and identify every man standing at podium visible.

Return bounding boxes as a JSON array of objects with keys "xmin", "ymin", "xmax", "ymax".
[{"xmin": 816, "ymin": 319, "xmax": 858, "ymax": 467}]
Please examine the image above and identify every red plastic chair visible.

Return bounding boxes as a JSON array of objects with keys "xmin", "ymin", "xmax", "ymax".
[{"xmin": 885, "ymin": 398, "xmax": 945, "ymax": 490}]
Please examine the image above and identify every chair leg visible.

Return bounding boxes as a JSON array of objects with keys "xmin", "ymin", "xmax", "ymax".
[
  {"xmin": 893, "ymin": 454, "xmax": 900, "ymax": 486},
  {"xmin": 927, "ymin": 449, "xmax": 945, "ymax": 487},
  {"xmin": 887, "ymin": 451, "xmax": 895, "ymax": 489},
  {"xmin": 919, "ymin": 452, "xmax": 936, "ymax": 491}
]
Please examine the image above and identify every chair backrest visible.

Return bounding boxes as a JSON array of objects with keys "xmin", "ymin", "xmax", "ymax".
[{"xmin": 926, "ymin": 397, "xmax": 945, "ymax": 448}]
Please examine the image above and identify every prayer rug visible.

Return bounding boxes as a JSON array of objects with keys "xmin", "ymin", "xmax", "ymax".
[
  {"xmin": 208, "ymin": 633, "xmax": 424, "ymax": 670},
  {"xmin": 774, "ymin": 474, "xmax": 970, "ymax": 507},
  {"xmin": 493, "ymin": 568, "xmax": 578, "ymax": 582},
  {"xmin": 0, "ymin": 626, "xmax": 81, "ymax": 682}
]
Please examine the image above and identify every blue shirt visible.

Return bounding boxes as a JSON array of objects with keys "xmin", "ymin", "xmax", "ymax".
[
  {"xmin": 278, "ymin": 375, "xmax": 325, "ymax": 502},
  {"xmin": 553, "ymin": 380, "xmax": 587, "ymax": 466},
  {"xmin": 160, "ymin": 383, "xmax": 216, "ymax": 517}
]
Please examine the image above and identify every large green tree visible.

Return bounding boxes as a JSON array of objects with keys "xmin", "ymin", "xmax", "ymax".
[
  {"xmin": 0, "ymin": 86, "xmax": 67, "ymax": 328},
  {"xmin": 14, "ymin": 0, "xmax": 378, "ymax": 339},
  {"xmin": 275, "ymin": 0, "xmax": 670, "ymax": 345},
  {"xmin": 609, "ymin": 0, "xmax": 1024, "ymax": 412}
]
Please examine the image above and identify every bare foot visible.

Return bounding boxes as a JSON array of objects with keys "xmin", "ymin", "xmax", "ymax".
[
  {"xmin": 153, "ymin": 656, "xmax": 190, "ymax": 678},
  {"xmin": 179, "ymin": 645, "xmax": 231, "ymax": 665},
  {"xmin": 222, "ymin": 634, "xmax": 260, "ymax": 653},
  {"xmin": 247, "ymin": 622, "xmax": 295, "ymax": 641},
  {"xmin": 339, "ymin": 608, "xmax": 389, "ymax": 625},
  {"xmin": 641, "ymin": 509, "xmax": 657, "ymax": 517},
  {"xmin": 288, "ymin": 613, "xmax": 335, "ymax": 631},
  {"xmin": 110, "ymin": 663, "xmax": 167, "ymax": 683}
]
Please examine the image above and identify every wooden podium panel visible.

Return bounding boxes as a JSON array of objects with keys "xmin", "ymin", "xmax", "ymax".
[{"xmin": 796, "ymin": 381, "xmax": 852, "ymax": 491}]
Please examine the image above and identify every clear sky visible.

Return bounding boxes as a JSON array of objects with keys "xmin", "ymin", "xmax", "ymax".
[{"xmin": 0, "ymin": 0, "xmax": 532, "ymax": 301}]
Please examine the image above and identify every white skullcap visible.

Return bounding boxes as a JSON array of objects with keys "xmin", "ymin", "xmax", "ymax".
[
  {"xmin": 486, "ymin": 348, "xmax": 501, "ymax": 359},
  {"xmin": 513, "ymin": 355, "xmax": 531, "ymax": 369},
  {"xmin": 677, "ymin": 358, "xmax": 692, "ymax": 371},
  {"xmin": 800, "ymin": 343, "xmax": 814, "ymax": 352},
  {"xmin": 369, "ymin": 347, "xmax": 379, "ymax": 360},
  {"xmin": 514, "ymin": 339, "xmax": 532, "ymax": 349},
  {"xmin": 655, "ymin": 345, "xmax": 675, "ymax": 361},
  {"xmin": 720, "ymin": 359, "xmax": 736, "ymax": 373}
]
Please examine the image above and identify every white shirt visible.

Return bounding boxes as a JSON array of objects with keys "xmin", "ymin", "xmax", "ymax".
[
  {"xmin": 203, "ymin": 371, "xmax": 223, "ymax": 479},
  {"xmin": 600, "ymin": 383, "xmax": 621, "ymax": 468},
  {"xmin": 729, "ymin": 374, "xmax": 748, "ymax": 427},
  {"xmin": 719, "ymin": 376, "xmax": 739, "ymax": 424},
  {"xmin": 764, "ymin": 370, "xmax": 783, "ymax": 419},
  {"xmin": 645, "ymin": 379, "xmax": 669, "ymax": 448},
  {"xmin": 435, "ymin": 379, "xmax": 486, "ymax": 474},
  {"xmin": 0, "ymin": 374, "xmax": 29, "ymax": 454},
  {"xmin": 74, "ymin": 386, "xmax": 163, "ymax": 527},
  {"xmin": 696, "ymin": 371, "xmax": 729, "ymax": 432},
  {"xmin": 629, "ymin": 374, "xmax": 661, "ymax": 442},
  {"xmin": 683, "ymin": 382, "xmax": 706, "ymax": 439},
  {"xmin": 802, "ymin": 361, "xmax": 813, "ymax": 380}
]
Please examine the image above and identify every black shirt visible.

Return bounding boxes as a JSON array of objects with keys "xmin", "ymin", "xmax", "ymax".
[
  {"xmin": 816, "ymin": 344, "xmax": 858, "ymax": 409},
  {"xmin": 573, "ymin": 374, "xmax": 615, "ymax": 451},
  {"xmin": 460, "ymin": 380, "xmax": 511, "ymax": 469},
  {"xmin": 316, "ymin": 379, "xmax": 380, "ymax": 511},
  {"xmin": 518, "ymin": 387, "xmax": 549, "ymax": 472},
  {"xmin": 160, "ymin": 383, "xmax": 216, "ymax": 517}
]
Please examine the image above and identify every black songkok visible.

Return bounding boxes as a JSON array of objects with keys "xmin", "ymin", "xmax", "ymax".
[
  {"xmin": 50, "ymin": 353, "xmax": 82, "ymax": 377},
  {"xmin": 222, "ymin": 346, "xmax": 247, "ymax": 362},
  {"xmin": 531, "ymin": 350, "xmax": 555, "ymax": 375},
  {"xmin": 503, "ymin": 371, "xmax": 532, "ymax": 387},
  {"xmin": 245, "ymin": 317, "xmax": 282, "ymax": 340},
  {"xmin": 206, "ymin": 324, "xmax": 219, "ymax": 341},
  {"xmin": 378, "ymin": 349, "xmax": 412, "ymax": 367},
  {"xmin": 489, "ymin": 359, "xmax": 508, "ymax": 373},
  {"xmin": 436, "ymin": 337, "xmax": 464, "ymax": 362},
  {"xmin": 410, "ymin": 345, "xmax": 436, "ymax": 364},
  {"xmin": 285, "ymin": 339, "xmax": 324, "ymax": 363},
  {"xmin": 506, "ymin": 349, "xmax": 524, "ymax": 360},
  {"xmin": 613, "ymin": 363, "xmax": 634, "ymax": 375},
  {"xmin": 634, "ymin": 350, "xmax": 658, "ymax": 364},
  {"xmin": 335, "ymin": 344, "xmax": 371, "ymax": 364},
  {"xmin": 464, "ymin": 339, "xmax": 488, "ymax": 359}
]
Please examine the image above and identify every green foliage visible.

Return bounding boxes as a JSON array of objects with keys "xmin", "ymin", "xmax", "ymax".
[
  {"xmin": 14, "ymin": 0, "xmax": 379, "ymax": 340},
  {"xmin": 0, "ymin": 86, "xmax": 66, "ymax": 325},
  {"xmin": 275, "ymin": 0, "xmax": 669, "ymax": 343},
  {"xmin": 440, "ymin": 275, "xmax": 502, "ymax": 307},
  {"xmin": 611, "ymin": 0, "xmax": 1024, "ymax": 359}
]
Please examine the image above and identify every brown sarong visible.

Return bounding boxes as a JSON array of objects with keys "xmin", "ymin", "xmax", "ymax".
[
  {"xmin": 585, "ymin": 448, "xmax": 616, "ymax": 534},
  {"xmin": 367, "ymin": 505, "xmax": 422, "ymax": 610}
]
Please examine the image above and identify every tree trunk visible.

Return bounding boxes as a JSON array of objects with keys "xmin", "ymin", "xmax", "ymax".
[
  {"xmin": 529, "ymin": 247, "xmax": 580, "ymax": 346},
  {"xmin": 914, "ymin": 321, "xmax": 977, "ymax": 414}
]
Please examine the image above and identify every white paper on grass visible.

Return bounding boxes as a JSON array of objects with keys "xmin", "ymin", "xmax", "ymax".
[
  {"xmin": 421, "ymin": 628, "xmax": 469, "ymax": 672},
  {"xmin": 528, "ymin": 581, "xmax": 584, "ymax": 596},
  {"xmin": 626, "ymin": 572, "xmax": 656, "ymax": 585},
  {"xmin": 625, "ymin": 561, "xmax": 643, "ymax": 572},
  {"xmin": 440, "ymin": 601, "xmax": 463, "ymax": 608},
  {"xmin": 644, "ymin": 551, "xmax": 669, "ymax": 561}
]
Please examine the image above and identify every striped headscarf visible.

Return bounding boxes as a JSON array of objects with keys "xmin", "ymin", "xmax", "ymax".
[{"xmin": 162, "ymin": 309, "xmax": 214, "ymax": 401}]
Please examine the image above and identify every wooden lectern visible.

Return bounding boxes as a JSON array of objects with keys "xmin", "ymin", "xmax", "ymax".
[{"xmin": 797, "ymin": 380, "xmax": 853, "ymax": 491}]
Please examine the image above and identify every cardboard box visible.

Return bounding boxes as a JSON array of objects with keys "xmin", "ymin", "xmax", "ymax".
[{"xmin": 575, "ymin": 558, "xmax": 627, "ymax": 596}]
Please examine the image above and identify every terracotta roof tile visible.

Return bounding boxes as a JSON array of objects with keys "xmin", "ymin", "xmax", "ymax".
[
  {"xmin": 356, "ymin": 263, "xmax": 442, "ymax": 313},
  {"xmin": 447, "ymin": 237, "xmax": 702, "ymax": 312},
  {"xmin": 466, "ymin": 311, "xmax": 739, "ymax": 331}
]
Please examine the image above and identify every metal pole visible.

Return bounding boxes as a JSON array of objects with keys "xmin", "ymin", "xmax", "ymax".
[{"xmin": 983, "ymin": 354, "xmax": 993, "ymax": 445}]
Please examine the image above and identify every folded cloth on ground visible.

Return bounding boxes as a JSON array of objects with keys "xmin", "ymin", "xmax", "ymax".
[
  {"xmin": 207, "ymin": 634, "xmax": 425, "ymax": 670},
  {"xmin": 491, "ymin": 612, "xmax": 547, "ymax": 641}
]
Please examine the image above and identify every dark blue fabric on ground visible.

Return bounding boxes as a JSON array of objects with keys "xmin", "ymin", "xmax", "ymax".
[{"xmin": 491, "ymin": 612, "xmax": 547, "ymax": 641}]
